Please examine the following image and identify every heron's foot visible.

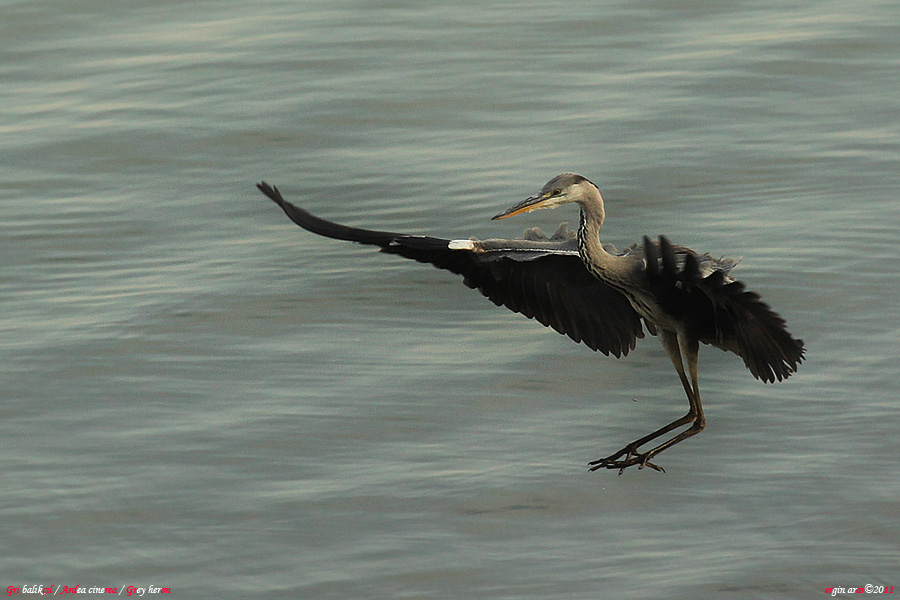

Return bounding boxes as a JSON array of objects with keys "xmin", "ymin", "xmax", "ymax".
[{"xmin": 588, "ymin": 445, "xmax": 665, "ymax": 474}]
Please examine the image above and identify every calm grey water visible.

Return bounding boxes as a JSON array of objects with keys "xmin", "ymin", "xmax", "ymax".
[{"xmin": 2, "ymin": 0, "xmax": 899, "ymax": 598}]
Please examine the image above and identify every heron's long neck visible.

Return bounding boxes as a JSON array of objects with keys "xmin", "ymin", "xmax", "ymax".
[{"xmin": 576, "ymin": 197, "xmax": 617, "ymax": 273}]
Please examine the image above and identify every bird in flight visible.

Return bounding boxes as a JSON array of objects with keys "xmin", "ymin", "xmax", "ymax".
[{"xmin": 257, "ymin": 173, "xmax": 804, "ymax": 473}]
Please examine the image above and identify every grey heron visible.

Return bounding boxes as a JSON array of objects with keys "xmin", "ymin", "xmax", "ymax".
[{"xmin": 256, "ymin": 173, "xmax": 804, "ymax": 472}]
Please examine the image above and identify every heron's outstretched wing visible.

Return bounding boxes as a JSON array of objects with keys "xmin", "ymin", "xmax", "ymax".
[
  {"xmin": 643, "ymin": 235, "xmax": 805, "ymax": 382},
  {"xmin": 258, "ymin": 182, "xmax": 644, "ymax": 357}
]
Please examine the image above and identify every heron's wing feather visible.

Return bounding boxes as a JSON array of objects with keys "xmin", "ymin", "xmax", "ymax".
[
  {"xmin": 259, "ymin": 182, "xmax": 644, "ymax": 357},
  {"xmin": 449, "ymin": 248, "xmax": 645, "ymax": 357},
  {"xmin": 643, "ymin": 235, "xmax": 805, "ymax": 382}
]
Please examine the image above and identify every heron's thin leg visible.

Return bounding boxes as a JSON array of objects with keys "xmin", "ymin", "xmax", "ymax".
[
  {"xmin": 684, "ymin": 335, "xmax": 704, "ymax": 429},
  {"xmin": 589, "ymin": 346, "xmax": 693, "ymax": 456},
  {"xmin": 628, "ymin": 336, "xmax": 706, "ymax": 461},
  {"xmin": 589, "ymin": 331, "xmax": 704, "ymax": 472}
]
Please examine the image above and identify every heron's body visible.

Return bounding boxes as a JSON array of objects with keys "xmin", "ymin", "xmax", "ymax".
[{"xmin": 257, "ymin": 173, "xmax": 804, "ymax": 472}]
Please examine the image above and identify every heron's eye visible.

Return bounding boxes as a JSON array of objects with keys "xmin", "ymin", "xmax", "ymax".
[{"xmin": 552, "ymin": 188, "xmax": 562, "ymax": 196}]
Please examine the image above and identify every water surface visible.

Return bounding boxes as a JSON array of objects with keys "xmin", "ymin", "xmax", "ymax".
[{"xmin": 2, "ymin": 1, "xmax": 898, "ymax": 598}]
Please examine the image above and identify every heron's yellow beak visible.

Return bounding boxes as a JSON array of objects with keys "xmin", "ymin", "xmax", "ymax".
[{"xmin": 492, "ymin": 193, "xmax": 555, "ymax": 220}]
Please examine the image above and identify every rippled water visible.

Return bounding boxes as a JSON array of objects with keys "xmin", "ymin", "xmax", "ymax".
[{"xmin": 2, "ymin": 1, "xmax": 899, "ymax": 598}]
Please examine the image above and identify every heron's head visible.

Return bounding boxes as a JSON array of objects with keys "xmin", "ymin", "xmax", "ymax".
[{"xmin": 492, "ymin": 173, "xmax": 600, "ymax": 221}]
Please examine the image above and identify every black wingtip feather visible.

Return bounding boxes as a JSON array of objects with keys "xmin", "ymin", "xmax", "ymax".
[
  {"xmin": 682, "ymin": 251, "xmax": 699, "ymax": 280},
  {"xmin": 658, "ymin": 235, "xmax": 677, "ymax": 276},
  {"xmin": 257, "ymin": 181, "xmax": 405, "ymax": 247},
  {"xmin": 712, "ymin": 275, "xmax": 805, "ymax": 383}
]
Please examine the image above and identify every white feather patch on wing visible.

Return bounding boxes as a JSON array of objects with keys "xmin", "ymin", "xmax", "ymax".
[{"xmin": 448, "ymin": 239, "xmax": 476, "ymax": 250}]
